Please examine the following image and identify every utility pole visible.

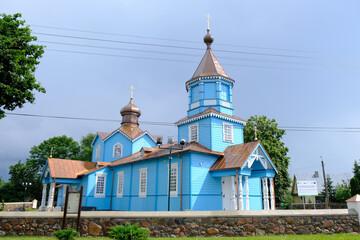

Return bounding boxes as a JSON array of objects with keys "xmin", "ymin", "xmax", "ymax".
[{"xmin": 320, "ymin": 156, "xmax": 329, "ymax": 209}]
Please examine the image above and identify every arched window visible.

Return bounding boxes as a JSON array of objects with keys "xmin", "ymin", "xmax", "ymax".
[
  {"xmin": 113, "ymin": 143, "xmax": 123, "ymax": 158},
  {"xmin": 95, "ymin": 145, "xmax": 100, "ymax": 159}
]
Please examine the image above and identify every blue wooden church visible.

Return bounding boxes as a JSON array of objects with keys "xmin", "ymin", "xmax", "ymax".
[{"xmin": 40, "ymin": 28, "xmax": 277, "ymax": 211}]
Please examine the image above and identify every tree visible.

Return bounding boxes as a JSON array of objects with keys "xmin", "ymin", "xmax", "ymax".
[
  {"xmin": 350, "ymin": 160, "xmax": 360, "ymax": 196},
  {"xmin": 244, "ymin": 115, "xmax": 291, "ymax": 204},
  {"xmin": 0, "ymin": 13, "xmax": 45, "ymax": 119},
  {"xmin": 320, "ymin": 174, "xmax": 336, "ymax": 203},
  {"xmin": 335, "ymin": 181, "xmax": 351, "ymax": 203},
  {"xmin": 76, "ymin": 133, "xmax": 95, "ymax": 161},
  {"xmin": 27, "ymin": 135, "xmax": 81, "ymax": 175}
]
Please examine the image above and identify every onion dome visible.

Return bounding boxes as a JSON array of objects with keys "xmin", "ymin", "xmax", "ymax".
[
  {"xmin": 203, "ymin": 28, "xmax": 214, "ymax": 49},
  {"xmin": 120, "ymin": 98, "xmax": 141, "ymax": 126}
]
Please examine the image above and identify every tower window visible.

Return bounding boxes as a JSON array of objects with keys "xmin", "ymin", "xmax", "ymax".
[
  {"xmin": 223, "ymin": 123, "xmax": 233, "ymax": 142},
  {"xmin": 95, "ymin": 172, "xmax": 107, "ymax": 198},
  {"xmin": 95, "ymin": 145, "xmax": 100, "ymax": 159},
  {"xmin": 189, "ymin": 123, "xmax": 199, "ymax": 142},
  {"xmin": 113, "ymin": 143, "xmax": 123, "ymax": 158},
  {"xmin": 139, "ymin": 168, "xmax": 147, "ymax": 198}
]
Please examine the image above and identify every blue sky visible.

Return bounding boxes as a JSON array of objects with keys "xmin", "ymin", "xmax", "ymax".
[{"xmin": 1, "ymin": 0, "xmax": 360, "ymax": 181}]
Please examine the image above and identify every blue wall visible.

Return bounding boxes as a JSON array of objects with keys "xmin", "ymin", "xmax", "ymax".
[
  {"xmin": 92, "ymin": 136, "xmax": 104, "ymax": 162},
  {"xmin": 189, "ymin": 152, "xmax": 222, "ymax": 210}
]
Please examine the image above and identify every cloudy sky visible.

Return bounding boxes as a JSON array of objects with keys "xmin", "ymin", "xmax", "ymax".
[{"xmin": 1, "ymin": 0, "xmax": 360, "ymax": 181}]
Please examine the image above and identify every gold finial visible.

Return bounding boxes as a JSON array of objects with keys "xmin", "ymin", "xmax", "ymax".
[
  {"xmin": 130, "ymin": 85, "xmax": 135, "ymax": 100},
  {"xmin": 254, "ymin": 126, "xmax": 258, "ymax": 141},
  {"xmin": 50, "ymin": 147, "xmax": 53, "ymax": 158},
  {"xmin": 206, "ymin": 13, "xmax": 211, "ymax": 31}
]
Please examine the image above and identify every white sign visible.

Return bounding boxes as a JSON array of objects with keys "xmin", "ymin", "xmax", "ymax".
[
  {"xmin": 67, "ymin": 192, "xmax": 81, "ymax": 213},
  {"xmin": 297, "ymin": 181, "xmax": 318, "ymax": 196}
]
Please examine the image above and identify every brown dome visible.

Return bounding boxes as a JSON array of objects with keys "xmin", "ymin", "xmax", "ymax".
[
  {"xmin": 203, "ymin": 29, "xmax": 214, "ymax": 49},
  {"xmin": 120, "ymin": 99, "xmax": 141, "ymax": 126}
]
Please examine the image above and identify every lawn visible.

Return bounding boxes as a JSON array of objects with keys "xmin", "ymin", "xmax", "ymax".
[{"xmin": 0, "ymin": 234, "xmax": 359, "ymax": 240}]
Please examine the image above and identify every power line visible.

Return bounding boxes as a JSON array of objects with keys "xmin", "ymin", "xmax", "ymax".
[
  {"xmin": 46, "ymin": 49, "xmax": 360, "ymax": 74},
  {"xmin": 5, "ymin": 112, "xmax": 360, "ymax": 132},
  {"xmin": 30, "ymin": 24, "xmax": 344, "ymax": 55},
  {"xmin": 34, "ymin": 32, "xmax": 360, "ymax": 62},
  {"xmin": 40, "ymin": 40, "xmax": 360, "ymax": 70}
]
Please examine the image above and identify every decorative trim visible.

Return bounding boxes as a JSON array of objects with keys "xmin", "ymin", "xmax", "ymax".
[
  {"xmin": 186, "ymin": 76, "xmax": 235, "ymax": 91},
  {"xmin": 176, "ymin": 112, "xmax": 245, "ymax": 126},
  {"xmin": 103, "ymin": 129, "xmax": 156, "ymax": 143}
]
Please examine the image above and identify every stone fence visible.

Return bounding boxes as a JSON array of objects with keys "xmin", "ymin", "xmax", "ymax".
[
  {"xmin": 0, "ymin": 210, "xmax": 359, "ymax": 237},
  {"xmin": 3, "ymin": 202, "xmax": 33, "ymax": 211}
]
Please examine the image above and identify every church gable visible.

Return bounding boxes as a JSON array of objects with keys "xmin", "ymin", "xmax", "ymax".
[{"xmin": 243, "ymin": 144, "xmax": 277, "ymax": 172}]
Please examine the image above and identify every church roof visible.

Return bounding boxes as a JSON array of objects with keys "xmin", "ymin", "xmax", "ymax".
[
  {"xmin": 185, "ymin": 29, "xmax": 233, "ymax": 88},
  {"xmin": 47, "ymin": 158, "xmax": 96, "ymax": 179},
  {"xmin": 175, "ymin": 108, "xmax": 246, "ymax": 126},
  {"xmin": 191, "ymin": 48, "xmax": 229, "ymax": 80},
  {"xmin": 97, "ymin": 131, "xmax": 111, "ymax": 140},
  {"xmin": 210, "ymin": 141, "xmax": 260, "ymax": 171},
  {"xmin": 103, "ymin": 126, "xmax": 156, "ymax": 142},
  {"xmin": 110, "ymin": 142, "xmax": 224, "ymax": 168}
]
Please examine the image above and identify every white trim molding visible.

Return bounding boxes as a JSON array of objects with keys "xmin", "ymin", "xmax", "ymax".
[
  {"xmin": 117, "ymin": 171, "xmax": 124, "ymax": 198},
  {"xmin": 189, "ymin": 123, "xmax": 199, "ymax": 142},
  {"xmin": 95, "ymin": 172, "xmax": 107, "ymax": 198},
  {"xmin": 139, "ymin": 168, "xmax": 147, "ymax": 198},
  {"xmin": 176, "ymin": 112, "xmax": 246, "ymax": 126}
]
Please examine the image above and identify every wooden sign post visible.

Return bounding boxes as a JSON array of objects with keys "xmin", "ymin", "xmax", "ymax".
[{"xmin": 62, "ymin": 185, "xmax": 83, "ymax": 231}]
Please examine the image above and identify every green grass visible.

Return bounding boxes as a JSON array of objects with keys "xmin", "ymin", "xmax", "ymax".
[{"xmin": 0, "ymin": 234, "xmax": 359, "ymax": 240}]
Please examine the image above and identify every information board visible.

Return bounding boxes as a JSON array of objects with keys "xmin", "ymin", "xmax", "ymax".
[
  {"xmin": 67, "ymin": 191, "xmax": 81, "ymax": 213},
  {"xmin": 297, "ymin": 181, "xmax": 318, "ymax": 196}
]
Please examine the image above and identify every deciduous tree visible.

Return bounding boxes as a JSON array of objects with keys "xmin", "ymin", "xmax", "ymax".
[
  {"xmin": 244, "ymin": 115, "xmax": 291, "ymax": 204},
  {"xmin": 0, "ymin": 13, "xmax": 45, "ymax": 119}
]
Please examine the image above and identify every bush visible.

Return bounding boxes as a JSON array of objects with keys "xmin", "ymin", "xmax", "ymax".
[
  {"xmin": 0, "ymin": 199, "xmax": 4, "ymax": 211},
  {"xmin": 108, "ymin": 223, "xmax": 149, "ymax": 240},
  {"xmin": 53, "ymin": 228, "xmax": 79, "ymax": 240}
]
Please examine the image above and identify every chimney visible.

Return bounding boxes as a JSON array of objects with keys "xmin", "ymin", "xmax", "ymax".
[{"xmin": 314, "ymin": 171, "xmax": 319, "ymax": 178}]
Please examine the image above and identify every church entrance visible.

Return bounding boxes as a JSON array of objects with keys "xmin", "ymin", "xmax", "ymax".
[{"xmin": 221, "ymin": 176, "xmax": 237, "ymax": 210}]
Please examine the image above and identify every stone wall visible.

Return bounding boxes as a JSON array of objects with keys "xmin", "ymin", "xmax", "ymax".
[
  {"xmin": 0, "ymin": 210, "xmax": 359, "ymax": 237},
  {"xmin": 3, "ymin": 202, "xmax": 32, "ymax": 211}
]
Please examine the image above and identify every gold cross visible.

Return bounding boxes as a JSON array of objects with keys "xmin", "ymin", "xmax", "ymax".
[
  {"xmin": 130, "ymin": 85, "xmax": 135, "ymax": 99},
  {"xmin": 254, "ymin": 126, "xmax": 258, "ymax": 141},
  {"xmin": 50, "ymin": 147, "xmax": 53, "ymax": 158},
  {"xmin": 206, "ymin": 14, "xmax": 211, "ymax": 30}
]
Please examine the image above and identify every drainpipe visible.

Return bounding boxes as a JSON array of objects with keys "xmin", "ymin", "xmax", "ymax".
[
  {"xmin": 177, "ymin": 153, "xmax": 183, "ymax": 211},
  {"xmin": 110, "ymin": 166, "xmax": 114, "ymax": 211}
]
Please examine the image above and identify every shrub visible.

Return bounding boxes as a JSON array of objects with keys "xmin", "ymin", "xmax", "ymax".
[
  {"xmin": 53, "ymin": 228, "xmax": 79, "ymax": 240},
  {"xmin": 0, "ymin": 199, "xmax": 5, "ymax": 211},
  {"xmin": 108, "ymin": 223, "xmax": 149, "ymax": 240}
]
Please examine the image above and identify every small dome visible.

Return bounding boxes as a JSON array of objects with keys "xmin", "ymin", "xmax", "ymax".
[
  {"xmin": 120, "ymin": 99, "xmax": 141, "ymax": 116},
  {"xmin": 203, "ymin": 29, "xmax": 214, "ymax": 48}
]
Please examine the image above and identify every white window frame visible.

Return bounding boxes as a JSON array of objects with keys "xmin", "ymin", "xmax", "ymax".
[
  {"xmin": 189, "ymin": 123, "xmax": 199, "ymax": 142},
  {"xmin": 117, "ymin": 171, "xmax": 124, "ymax": 198},
  {"xmin": 168, "ymin": 163, "xmax": 178, "ymax": 197},
  {"xmin": 139, "ymin": 168, "xmax": 147, "ymax": 198},
  {"xmin": 113, "ymin": 143, "xmax": 123, "ymax": 158},
  {"xmin": 223, "ymin": 123, "xmax": 233, "ymax": 143},
  {"xmin": 94, "ymin": 172, "xmax": 107, "ymax": 198},
  {"xmin": 95, "ymin": 145, "xmax": 100, "ymax": 159}
]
